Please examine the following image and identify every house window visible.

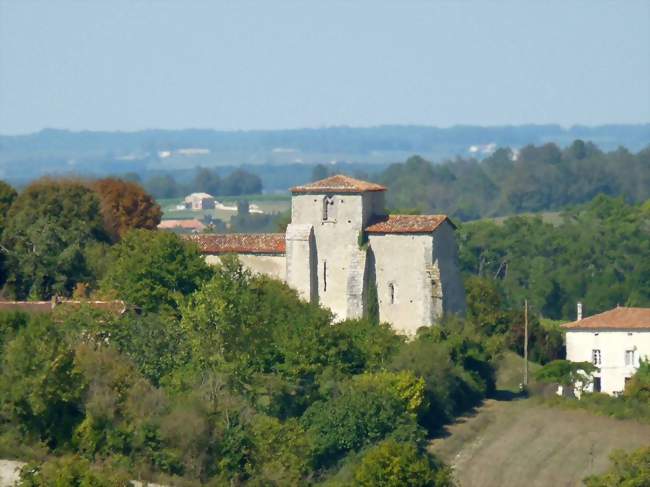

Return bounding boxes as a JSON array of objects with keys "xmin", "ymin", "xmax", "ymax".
[
  {"xmin": 592, "ymin": 349, "xmax": 601, "ymax": 366},
  {"xmin": 388, "ymin": 283, "xmax": 395, "ymax": 304},
  {"xmin": 322, "ymin": 195, "xmax": 335, "ymax": 221},
  {"xmin": 323, "ymin": 260, "xmax": 327, "ymax": 292},
  {"xmin": 625, "ymin": 350, "xmax": 635, "ymax": 367}
]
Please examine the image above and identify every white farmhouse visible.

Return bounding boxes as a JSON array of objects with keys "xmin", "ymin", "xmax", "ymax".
[
  {"xmin": 184, "ymin": 192, "xmax": 216, "ymax": 210},
  {"xmin": 186, "ymin": 174, "xmax": 466, "ymax": 334},
  {"xmin": 563, "ymin": 306, "xmax": 650, "ymax": 395}
]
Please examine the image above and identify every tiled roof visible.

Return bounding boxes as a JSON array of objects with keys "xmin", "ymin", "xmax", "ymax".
[
  {"xmin": 365, "ymin": 214, "xmax": 453, "ymax": 234},
  {"xmin": 562, "ymin": 307, "xmax": 650, "ymax": 330},
  {"xmin": 187, "ymin": 233, "xmax": 286, "ymax": 254},
  {"xmin": 158, "ymin": 219, "xmax": 206, "ymax": 230},
  {"xmin": 291, "ymin": 174, "xmax": 387, "ymax": 194}
]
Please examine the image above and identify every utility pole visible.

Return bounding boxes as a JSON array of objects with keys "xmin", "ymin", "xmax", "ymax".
[{"xmin": 524, "ymin": 299, "xmax": 529, "ymax": 387}]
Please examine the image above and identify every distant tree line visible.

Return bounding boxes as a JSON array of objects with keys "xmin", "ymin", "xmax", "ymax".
[
  {"xmin": 458, "ymin": 195, "xmax": 650, "ymax": 320},
  {"xmin": 378, "ymin": 141, "xmax": 650, "ymax": 220},
  {"xmin": 143, "ymin": 167, "xmax": 263, "ymax": 199}
]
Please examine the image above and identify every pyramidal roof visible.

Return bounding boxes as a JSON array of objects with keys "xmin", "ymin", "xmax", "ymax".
[{"xmin": 291, "ymin": 174, "xmax": 387, "ymax": 194}]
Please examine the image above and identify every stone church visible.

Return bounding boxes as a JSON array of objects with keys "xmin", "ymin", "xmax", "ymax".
[{"xmin": 189, "ymin": 175, "xmax": 466, "ymax": 335}]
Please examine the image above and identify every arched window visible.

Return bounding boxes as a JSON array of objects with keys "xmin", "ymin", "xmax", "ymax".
[
  {"xmin": 388, "ymin": 283, "xmax": 395, "ymax": 304},
  {"xmin": 322, "ymin": 195, "xmax": 335, "ymax": 221}
]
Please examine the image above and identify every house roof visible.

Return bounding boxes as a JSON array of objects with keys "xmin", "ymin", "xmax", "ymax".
[
  {"xmin": 562, "ymin": 307, "xmax": 650, "ymax": 330},
  {"xmin": 185, "ymin": 192, "xmax": 214, "ymax": 200},
  {"xmin": 187, "ymin": 233, "xmax": 286, "ymax": 255},
  {"xmin": 158, "ymin": 219, "xmax": 206, "ymax": 230},
  {"xmin": 365, "ymin": 214, "xmax": 453, "ymax": 234},
  {"xmin": 291, "ymin": 174, "xmax": 387, "ymax": 194}
]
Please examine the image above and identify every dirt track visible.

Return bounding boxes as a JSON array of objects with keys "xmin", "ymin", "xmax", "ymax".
[{"xmin": 429, "ymin": 399, "xmax": 650, "ymax": 487}]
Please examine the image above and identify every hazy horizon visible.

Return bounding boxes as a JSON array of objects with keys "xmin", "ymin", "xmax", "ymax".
[{"xmin": 1, "ymin": 0, "xmax": 649, "ymax": 135}]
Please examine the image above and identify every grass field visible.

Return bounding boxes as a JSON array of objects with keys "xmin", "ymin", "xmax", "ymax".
[
  {"xmin": 428, "ymin": 352, "xmax": 650, "ymax": 487},
  {"xmin": 429, "ymin": 399, "xmax": 650, "ymax": 487}
]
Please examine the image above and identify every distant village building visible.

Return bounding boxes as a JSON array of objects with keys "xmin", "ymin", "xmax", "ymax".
[
  {"xmin": 184, "ymin": 192, "xmax": 215, "ymax": 210},
  {"xmin": 563, "ymin": 306, "xmax": 650, "ymax": 396},
  {"xmin": 187, "ymin": 175, "xmax": 466, "ymax": 335},
  {"xmin": 158, "ymin": 219, "xmax": 206, "ymax": 233}
]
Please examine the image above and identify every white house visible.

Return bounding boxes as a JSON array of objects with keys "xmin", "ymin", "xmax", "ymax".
[
  {"xmin": 184, "ymin": 192, "xmax": 216, "ymax": 210},
  {"xmin": 563, "ymin": 306, "xmax": 650, "ymax": 396}
]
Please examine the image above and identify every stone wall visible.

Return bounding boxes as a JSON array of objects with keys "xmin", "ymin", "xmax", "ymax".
[
  {"xmin": 291, "ymin": 193, "xmax": 367, "ymax": 320},
  {"xmin": 433, "ymin": 221, "xmax": 467, "ymax": 316},
  {"xmin": 204, "ymin": 254, "xmax": 286, "ymax": 281},
  {"xmin": 285, "ymin": 224, "xmax": 317, "ymax": 303},
  {"xmin": 368, "ymin": 233, "xmax": 434, "ymax": 335}
]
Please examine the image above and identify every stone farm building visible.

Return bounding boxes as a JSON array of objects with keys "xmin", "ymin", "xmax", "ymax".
[
  {"xmin": 187, "ymin": 175, "xmax": 466, "ymax": 334},
  {"xmin": 563, "ymin": 306, "xmax": 650, "ymax": 396},
  {"xmin": 184, "ymin": 192, "xmax": 215, "ymax": 210}
]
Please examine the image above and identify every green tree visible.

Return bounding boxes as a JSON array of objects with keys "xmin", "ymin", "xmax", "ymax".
[
  {"xmin": 101, "ymin": 229, "xmax": 212, "ymax": 312},
  {"xmin": 0, "ymin": 179, "xmax": 17, "ymax": 237},
  {"xmin": 18, "ymin": 455, "xmax": 131, "ymax": 486},
  {"xmin": 354, "ymin": 439, "xmax": 454, "ymax": 487},
  {"xmin": 180, "ymin": 256, "xmax": 276, "ymax": 377},
  {"xmin": 624, "ymin": 359, "xmax": 650, "ymax": 402},
  {"xmin": 535, "ymin": 359, "xmax": 598, "ymax": 394},
  {"xmin": 299, "ymin": 369, "xmax": 429, "ymax": 469},
  {"xmin": 583, "ymin": 447, "xmax": 650, "ymax": 487},
  {"xmin": 193, "ymin": 166, "xmax": 222, "ymax": 195},
  {"xmin": 1, "ymin": 179, "xmax": 106, "ymax": 299},
  {"xmin": 0, "ymin": 315, "xmax": 85, "ymax": 447}
]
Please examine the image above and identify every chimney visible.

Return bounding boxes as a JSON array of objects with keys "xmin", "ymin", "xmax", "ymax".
[{"xmin": 577, "ymin": 302, "xmax": 583, "ymax": 321}]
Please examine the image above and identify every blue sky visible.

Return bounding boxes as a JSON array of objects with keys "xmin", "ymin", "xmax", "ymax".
[{"xmin": 0, "ymin": 0, "xmax": 648, "ymax": 134}]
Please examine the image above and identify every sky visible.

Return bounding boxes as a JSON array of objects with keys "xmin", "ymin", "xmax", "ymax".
[{"xmin": 0, "ymin": 0, "xmax": 649, "ymax": 134}]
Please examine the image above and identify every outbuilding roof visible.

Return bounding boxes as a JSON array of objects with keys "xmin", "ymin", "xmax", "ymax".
[
  {"xmin": 187, "ymin": 233, "xmax": 286, "ymax": 255},
  {"xmin": 562, "ymin": 307, "xmax": 650, "ymax": 330},
  {"xmin": 158, "ymin": 219, "xmax": 206, "ymax": 230},
  {"xmin": 185, "ymin": 192, "xmax": 214, "ymax": 200},
  {"xmin": 291, "ymin": 175, "xmax": 387, "ymax": 194},
  {"xmin": 365, "ymin": 214, "xmax": 453, "ymax": 234}
]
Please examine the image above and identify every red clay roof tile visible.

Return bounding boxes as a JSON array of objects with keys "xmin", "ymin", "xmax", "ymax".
[
  {"xmin": 562, "ymin": 307, "xmax": 650, "ymax": 330},
  {"xmin": 291, "ymin": 174, "xmax": 386, "ymax": 194},
  {"xmin": 187, "ymin": 233, "xmax": 286, "ymax": 255},
  {"xmin": 365, "ymin": 214, "xmax": 452, "ymax": 234},
  {"xmin": 158, "ymin": 219, "xmax": 206, "ymax": 230}
]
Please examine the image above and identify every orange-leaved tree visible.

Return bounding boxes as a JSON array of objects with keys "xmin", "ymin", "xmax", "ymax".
[{"xmin": 91, "ymin": 178, "xmax": 162, "ymax": 242}]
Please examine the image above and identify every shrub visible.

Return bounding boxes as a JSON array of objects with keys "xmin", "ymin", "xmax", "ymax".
[
  {"xmin": 583, "ymin": 446, "xmax": 650, "ymax": 487},
  {"xmin": 354, "ymin": 439, "xmax": 454, "ymax": 487},
  {"xmin": 18, "ymin": 455, "xmax": 131, "ymax": 486},
  {"xmin": 300, "ymin": 385, "xmax": 416, "ymax": 468}
]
